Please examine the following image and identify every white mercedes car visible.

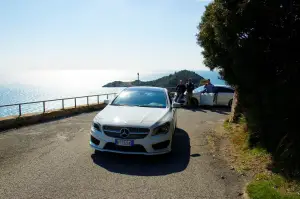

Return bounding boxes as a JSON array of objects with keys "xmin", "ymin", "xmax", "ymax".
[
  {"xmin": 90, "ymin": 87, "xmax": 180, "ymax": 155},
  {"xmin": 173, "ymin": 84, "xmax": 234, "ymax": 107},
  {"xmin": 193, "ymin": 84, "xmax": 234, "ymax": 107}
]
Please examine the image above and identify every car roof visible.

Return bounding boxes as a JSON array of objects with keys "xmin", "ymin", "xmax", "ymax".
[
  {"xmin": 213, "ymin": 84, "xmax": 233, "ymax": 89},
  {"xmin": 125, "ymin": 86, "xmax": 167, "ymax": 92},
  {"xmin": 195, "ymin": 84, "xmax": 234, "ymax": 90}
]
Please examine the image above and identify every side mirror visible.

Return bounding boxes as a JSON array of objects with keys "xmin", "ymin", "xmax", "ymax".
[
  {"xmin": 104, "ymin": 99, "xmax": 110, "ymax": 104},
  {"xmin": 172, "ymin": 102, "xmax": 181, "ymax": 108}
]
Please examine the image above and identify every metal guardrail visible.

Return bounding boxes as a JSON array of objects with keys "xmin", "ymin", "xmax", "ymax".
[
  {"xmin": 0, "ymin": 87, "xmax": 178, "ymax": 117},
  {"xmin": 0, "ymin": 93, "xmax": 117, "ymax": 117}
]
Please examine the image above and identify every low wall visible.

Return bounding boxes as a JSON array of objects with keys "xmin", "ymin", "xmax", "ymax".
[{"xmin": 0, "ymin": 103, "xmax": 107, "ymax": 132}]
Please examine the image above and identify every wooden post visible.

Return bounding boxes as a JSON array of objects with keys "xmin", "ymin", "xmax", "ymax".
[
  {"xmin": 87, "ymin": 96, "xmax": 89, "ymax": 106},
  {"xmin": 97, "ymin": 95, "xmax": 99, "ymax": 104},
  {"xmin": 75, "ymin": 98, "xmax": 77, "ymax": 108},
  {"xmin": 62, "ymin": 99, "xmax": 64, "ymax": 110}
]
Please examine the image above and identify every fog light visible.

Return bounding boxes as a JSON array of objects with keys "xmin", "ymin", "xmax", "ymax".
[
  {"xmin": 91, "ymin": 135, "xmax": 100, "ymax": 145},
  {"xmin": 152, "ymin": 140, "xmax": 170, "ymax": 150}
]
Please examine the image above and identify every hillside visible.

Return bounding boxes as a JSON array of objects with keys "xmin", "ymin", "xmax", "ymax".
[{"xmin": 102, "ymin": 70, "xmax": 204, "ymax": 88}]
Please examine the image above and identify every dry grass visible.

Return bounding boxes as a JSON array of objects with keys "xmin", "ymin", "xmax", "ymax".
[
  {"xmin": 207, "ymin": 134, "xmax": 216, "ymax": 153},
  {"xmin": 223, "ymin": 119, "xmax": 271, "ymax": 174},
  {"xmin": 220, "ymin": 117, "xmax": 300, "ymax": 199}
]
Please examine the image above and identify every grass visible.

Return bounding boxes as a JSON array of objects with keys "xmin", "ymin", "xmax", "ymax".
[
  {"xmin": 223, "ymin": 116, "xmax": 300, "ymax": 199},
  {"xmin": 247, "ymin": 173, "xmax": 300, "ymax": 199},
  {"xmin": 223, "ymin": 117, "xmax": 270, "ymax": 173}
]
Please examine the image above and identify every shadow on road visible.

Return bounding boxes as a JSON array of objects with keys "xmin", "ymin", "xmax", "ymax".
[
  {"xmin": 209, "ymin": 106, "xmax": 231, "ymax": 115},
  {"xmin": 91, "ymin": 128, "xmax": 190, "ymax": 176},
  {"xmin": 182, "ymin": 106, "xmax": 207, "ymax": 112},
  {"xmin": 184, "ymin": 106, "xmax": 230, "ymax": 115}
]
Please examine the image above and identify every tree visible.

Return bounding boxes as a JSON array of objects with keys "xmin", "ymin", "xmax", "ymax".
[{"xmin": 197, "ymin": 0, "xmax": 300, "ymax": 173}]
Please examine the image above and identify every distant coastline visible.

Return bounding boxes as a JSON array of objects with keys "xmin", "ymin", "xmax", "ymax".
[
  {"xmin": 0, "ymin": 69, "xmax": 224, "ymax": 117},
  {"xmin": 103, "ymin": 70, "xmax": 204, "ymax": 88}
]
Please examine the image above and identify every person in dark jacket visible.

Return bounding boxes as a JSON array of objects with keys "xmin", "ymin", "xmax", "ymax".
[
  {"xmin": 202, "ymin": 79, "xmax": 214, "ymax": 93},
  {"xmin": 201, "ymin": 79, "xmax": 217, "ymax": 104},
  {"xmin": 175, "ymin": 80, "xmax": 186, "ymax": 102},
  {"xmin": 186, "ymin": 78, "xmax": 195, "ymax": 106}
]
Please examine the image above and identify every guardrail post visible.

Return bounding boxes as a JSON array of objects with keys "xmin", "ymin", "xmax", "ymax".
[
  {"xmin": 62, "ymin": 99, "xmax": 64, "ymax": 110},
  {"xmin": 75, "ymin": 98, "xmax": 77, "ymax": 108},
  {"xmin": 87, "ymin": 96, "xmax": 89, "ymax": 106},
  {"xmin": 19, "ymin": 104, "xmax": 22, "ymax": 116},
  {"xmin": 107, "ymin": 94, "xmax": 108, "ymax": 99},
  {"xmin": 97, "ymin": 95, "xmax": 99, "ymax": 104},
  {"xmin": 43, "ymin": 101, "xmax": 46, "ymax": 113}
]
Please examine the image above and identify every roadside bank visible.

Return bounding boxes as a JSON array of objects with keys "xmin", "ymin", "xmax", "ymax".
[
  {"xmin": 0, "ymin": 103, "xmax": 106, "ymax": 132},
  {"xmin": 209, "ymin": 117, "xmax": 300, "ymax": 199}
]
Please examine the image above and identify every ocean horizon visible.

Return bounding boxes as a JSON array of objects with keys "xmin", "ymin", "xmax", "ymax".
[{"xmin": 0, "ymin": 69, "xmax": 225, "ymax": 117}]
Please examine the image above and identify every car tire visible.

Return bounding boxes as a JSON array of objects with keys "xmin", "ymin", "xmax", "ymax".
[
  {"xmin": 228, "ymin": 99, "xmax": 233, "ymax": 107},
  {"xmin": 94, "ymin": 150, "xmax": 102, "ymax": 156},
  {"xmin": 192, "ymin": 98, "xmax": 199, "ymax": 107}
]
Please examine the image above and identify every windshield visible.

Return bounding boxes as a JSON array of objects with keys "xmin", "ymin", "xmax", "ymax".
[
  {"xmin": 111, "ymin": 90, "xmax": 167, "ymax": 108},
  {"xmin": 193, "ymin": 86, "xmax": 205, "ymax": 93}
]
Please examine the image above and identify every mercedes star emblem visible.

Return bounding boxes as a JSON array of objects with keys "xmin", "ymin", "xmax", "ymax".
[{"xmin": 120, "ymin": 128, "xmax": 130, "ymax": 138}]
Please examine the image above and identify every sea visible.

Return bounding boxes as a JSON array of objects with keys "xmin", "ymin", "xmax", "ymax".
[{"xmin": 0, "ymin": 70, "xmax": 224, "ymax": 117}]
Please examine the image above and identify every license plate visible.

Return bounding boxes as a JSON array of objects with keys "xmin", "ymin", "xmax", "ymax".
[{"xmin": 115, "ymin": 139, "xmax": 134, "ymax": 146}]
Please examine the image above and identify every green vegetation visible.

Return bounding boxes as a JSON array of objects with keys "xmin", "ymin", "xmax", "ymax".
[
  {"xmin": 199, "ymin": 78, "xmax": 208, "ymax": 86},
  {"xmin": 248, "ymin": 173, "xmax": 300, "ymax": 199},
  {"xmin": 223, "ymin": 117, "xmax": 270, "ymax": 174},
  {"xmin": 197, "ymin": 0, "xmax": 299, "ymax": 180},
  {"xmin": 103, "ymin": 70, "xmax": 204, "ymax": 88},
  {"xmin": 224, "ymin": 119, "xmax": 300, "ymax": 199}
]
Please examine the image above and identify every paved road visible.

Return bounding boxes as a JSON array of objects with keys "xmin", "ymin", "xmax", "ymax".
[{"xmin": 0, "ymin": 108, "xmax": 244, "ymax": 199}]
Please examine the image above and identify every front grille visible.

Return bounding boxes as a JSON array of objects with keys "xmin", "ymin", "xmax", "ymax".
[
  {"xmin": 103, "ymin": 126, "xmax": 149, "ymax": 133},
  {"xmin": 104, "ymin": 143, "xmax": 147, "ymax": 153},
  {"xmin": 103, "ymin": 125, "xmax": 150, "ymax": 139}
]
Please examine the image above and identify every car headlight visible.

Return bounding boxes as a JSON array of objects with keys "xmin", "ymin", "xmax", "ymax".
[
  {"xmin": 92, "ymin": 122, "xmax": 101, "ymax": 131},
  {"xmin": 152, "ymin": 122, "xmax": 171, "ymax": 136}
]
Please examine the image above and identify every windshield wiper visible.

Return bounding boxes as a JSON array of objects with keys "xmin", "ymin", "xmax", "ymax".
[
  {"xmin": 135, "ymin": 105, "xmax": 165, "ymax": 108},
  {"xmin": 111, "ymin": 104, "xmax": 128, "ymax": 106}
]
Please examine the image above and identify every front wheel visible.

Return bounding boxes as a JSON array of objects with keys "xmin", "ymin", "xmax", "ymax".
[
  {"xmin": 94, "ymin": 150, "xmax": 100, "ymax": 155},
  {"xmin": 191, "ymin": 98, "xmax": 199, "ymax": 107}
]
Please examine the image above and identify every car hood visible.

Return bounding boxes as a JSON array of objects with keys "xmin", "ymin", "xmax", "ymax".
[{"xmin": 94, "ymin": 105, "xmax": 169, "ymax": 126}]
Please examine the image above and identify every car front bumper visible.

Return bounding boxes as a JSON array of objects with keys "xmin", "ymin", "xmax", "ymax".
[{"xmin": 90, "ymin": 128, "xmax": 172, "ymax": 155}]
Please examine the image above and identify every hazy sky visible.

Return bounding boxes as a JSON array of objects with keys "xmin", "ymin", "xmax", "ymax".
[{"xmin": 0, "ymin": 0, "xmax": 212, "ymax": 72}]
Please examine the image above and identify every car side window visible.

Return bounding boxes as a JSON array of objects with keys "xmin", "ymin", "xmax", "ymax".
[
  {"xmin": 217, "ymin": 87, "xmax": 234, "ymax": 93},
  {"xmin": 194, "ymin": 86, "xmax": 205, "ymax": 93},
  {"xmin": 227, "ymin": 88, "xmax": 234, "ymax": 93},
  {"xmin": 213, "ymin": 87, "xmax": 219, "ymax": 93}
]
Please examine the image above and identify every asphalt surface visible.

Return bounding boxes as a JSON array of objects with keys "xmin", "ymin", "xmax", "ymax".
[{"xmin": 0, "ymin": 107, "xmax": 244, "ymax": 199}]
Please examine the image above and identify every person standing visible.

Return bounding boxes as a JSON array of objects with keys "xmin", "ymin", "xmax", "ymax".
[
  {"xmin": 175, "ymin": 80, "xmax": 186, "ymax": 102},
  {"xmin": 201, "ymin": 79, "xmax": 217, "ymax": 104},
  {"xmin": 186, "ymin": 78, "xmax": 195, "ymax": 106},
  {"xmin": 203, "ymin": 79, "xmax": 214, "ymax": 93}
]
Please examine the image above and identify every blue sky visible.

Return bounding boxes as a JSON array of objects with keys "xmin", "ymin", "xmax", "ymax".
[{"xmin": 0, "ymin": 0, "xmax": 212, "ymax": 72}]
